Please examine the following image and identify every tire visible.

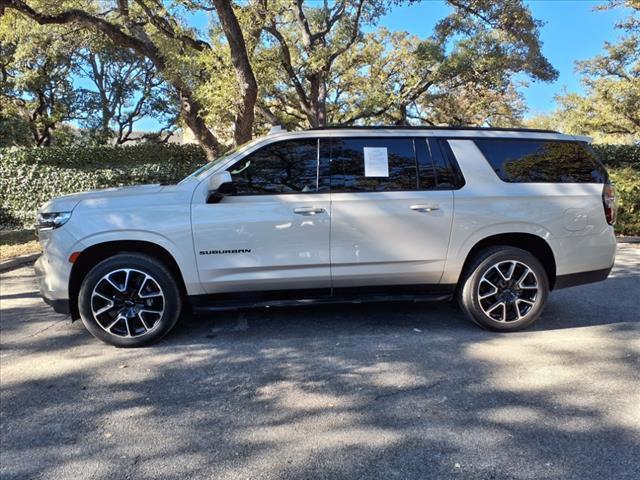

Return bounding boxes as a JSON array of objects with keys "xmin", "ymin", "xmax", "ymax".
[
  {"xmin": 78, "ymin": 253, "xmax": 182, "ymax": 347},
  {"xmin": 457, "ymin": 246, "xmax": 549, "ymax": 332}
]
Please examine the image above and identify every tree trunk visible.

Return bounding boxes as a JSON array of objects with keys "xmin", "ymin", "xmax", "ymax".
[
  {"xmin": 395, "ymin": 104, "xmax": 409, "ymax": 126},
  {"xmin": 213, "ymin": 0, "xmax": 258, "ymax": 146},
  {"xmin": 317, "ymin": 75, "xmax": 327, "ymax": 126},
  {"xmin": 179, "ymin": 91, "xmax": 221, "ymax": 160}
]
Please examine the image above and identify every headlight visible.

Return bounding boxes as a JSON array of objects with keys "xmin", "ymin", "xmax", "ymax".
[{"xmin": 36, "ymin": 211, "xmax": 72, "ymax": 231}]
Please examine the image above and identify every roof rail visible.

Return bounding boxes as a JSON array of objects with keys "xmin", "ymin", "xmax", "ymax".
[{"xmin": 307, "ymin": 125, "xmax": 560, "ymax": 134}]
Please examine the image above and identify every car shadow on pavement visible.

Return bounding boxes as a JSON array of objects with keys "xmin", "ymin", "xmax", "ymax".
[{"xmin": 2, "ymin": 300, "xmax": 638, "ymax": 480}]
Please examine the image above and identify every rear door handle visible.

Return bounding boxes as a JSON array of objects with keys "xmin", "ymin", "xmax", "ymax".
[
  {"xmin": 410, "ymin": 204, "xmax": 440, "ymax": 213},
  {"xmin": 293, "ymin": 207, "xmax": 326, "ymax": 215}
]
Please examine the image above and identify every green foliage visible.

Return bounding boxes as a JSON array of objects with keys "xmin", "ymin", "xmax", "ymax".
[
  {"xmin": 608, "ymin": 166, "xmax": 640, "ymax": 235},
  {"xmin": 595, "ymin": 144, "xmax": 640, "ymax": 235},
  {"xmin": 0, "ymin": 113, "xmax": 33, "ymax": 147},
  {"xmin": 592, "ymin": 144, "xmax": 640, "ymax": 168},
  {"xmin": 0, "ymin": 144, "xmax": 207, "ymax": 228},
  {"xmin": 0, "ymin": 12, "xmax": 80, "ymax": 146}
]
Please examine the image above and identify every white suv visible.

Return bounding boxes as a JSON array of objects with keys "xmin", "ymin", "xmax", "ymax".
[{"xmin": 34, "ymin": 127, "xmax": 617, "ymax": 347}]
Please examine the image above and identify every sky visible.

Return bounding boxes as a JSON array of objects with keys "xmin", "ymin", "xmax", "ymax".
[
  {"xmin": 375, "ymin": 0, "xmax": 629, "ymax": 118},
  {"xmin": 134, "ymin": 0, "xmax": 630, "ymax": 130}
]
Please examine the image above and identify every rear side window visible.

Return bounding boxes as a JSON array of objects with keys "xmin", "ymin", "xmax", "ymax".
[
  {"xmin": 327, "ymin": 138, "xmax": 418, "ymax": 192},
  {"xmin": 230, "ymin": 139, "xmax": 318, "ymax": 194},
  {"xmin": 475, "ymin": 139, "xmax": 607, "ymax": 183},
  {"xmin": 415, "ymin": 138, "xmax": 463, "ymax": 189}
]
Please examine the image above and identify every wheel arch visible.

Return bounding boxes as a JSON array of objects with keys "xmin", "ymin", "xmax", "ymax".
[
  {"xmin": 69, "ymin": 240, "xmax": 188, "ymax": 320},
  {"xmin": 459, "ymin": 233, "xmax": 557, "ymax": 290}
]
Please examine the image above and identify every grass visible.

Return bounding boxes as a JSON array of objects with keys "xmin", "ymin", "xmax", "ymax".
[{"xmin": 0, "ymin": 229, "xmax": 41, "ymax": 261}]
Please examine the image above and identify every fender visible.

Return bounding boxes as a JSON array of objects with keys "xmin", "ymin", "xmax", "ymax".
[
  {"xmin": 72, "ymin": 230, "xmax": 204, "ymax": 296},
  {"xmin": 441, "ymin": 222, "xmax": 555, "ymax": 285}
]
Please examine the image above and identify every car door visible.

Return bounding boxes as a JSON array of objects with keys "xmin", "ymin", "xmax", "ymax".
[
  {"xmin": 325, "ymin": 136, "xmax": 455, "ymax": 289},
  {"xmin": 191, "ymin": 138, "xmax": 331, "ymax": 295}
]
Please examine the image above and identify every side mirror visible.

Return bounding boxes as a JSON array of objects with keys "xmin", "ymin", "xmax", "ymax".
[{"xmin": 206, "ymin": 171, "xmax": 235, "ymax": 204}]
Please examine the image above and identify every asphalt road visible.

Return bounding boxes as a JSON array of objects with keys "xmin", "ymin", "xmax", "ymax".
[{"xmin": 1, "ymin": 245, "xmax": 639, "ymax": 480}]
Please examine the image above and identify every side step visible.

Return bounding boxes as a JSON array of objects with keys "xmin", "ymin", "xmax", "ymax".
[{"xmin": 190, "ymin": 292, "xmax": 453, "ymax": 313}]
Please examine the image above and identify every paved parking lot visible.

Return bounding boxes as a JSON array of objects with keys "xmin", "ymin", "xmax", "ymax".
[{"xmin": 1, "ymin": 245, "xmax": 639, "ymax": 480}]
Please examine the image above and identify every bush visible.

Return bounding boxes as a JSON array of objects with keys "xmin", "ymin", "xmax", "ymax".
[
  {"xmin": 593, "ymin": 145, "xmax": 640, "ymax": 235},
  {"xmin": 608, "ymin": 166, "xmax": 640, "ymax": 236},
  {"xmin": 592, "ymin": 144, "xmax": 640, "ymax": 168},
  {"xmin": 0, "ymin": 143, "xmax": 207, "ymax": 228},
  {"xmin": 1, "ymin": 142, "xmax": 638, "ymax": 234}
]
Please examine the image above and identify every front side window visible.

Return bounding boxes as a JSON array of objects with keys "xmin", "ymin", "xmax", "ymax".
[
  {"xmin": 229, "ymin": 139, "xmax": 318, "ymax": 194},
  {"xmin": 325, "ymin": 137, "xmax": 418, "ymax": 192},
  {"xmin": 475, "ymin": 139, "xmax": 608, "ymax": 183}
]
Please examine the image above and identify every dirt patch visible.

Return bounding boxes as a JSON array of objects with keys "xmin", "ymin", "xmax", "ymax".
[{"xmin": 0, "ymin": 230, "xmax": 41, "ymax": 261}]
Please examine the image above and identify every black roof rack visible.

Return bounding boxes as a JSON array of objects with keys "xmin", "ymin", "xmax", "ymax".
[{"xmin": 308, "ymin": 125, "xmax": 560, "ymax": 134}]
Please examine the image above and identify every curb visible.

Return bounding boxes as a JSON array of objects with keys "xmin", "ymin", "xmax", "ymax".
[
  {"xmin": 0, "ymin": 253, "xmax": 40, "ymax": 273},
  {"xmin": 616, "ymin": 236, "xmax": 640, "ymax": 244}
]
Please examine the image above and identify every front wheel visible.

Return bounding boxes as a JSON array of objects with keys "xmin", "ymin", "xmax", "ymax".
[
  {"xmin": 458, "ymin": 246, "xmax": 549, "ymax": 331},
  {"xmin": 78, "ymin": 253, "xmax": 182, "ymax": 347}
]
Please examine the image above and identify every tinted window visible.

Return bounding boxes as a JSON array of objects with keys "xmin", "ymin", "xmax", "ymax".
[
  {"xmin": 415, "ymin": 139, "xmax": 437, "ymax": 189},
  {"xmin": 436, "ymin": 140, "xmax": 464, "ymax": 188},
  {"xmin": 327, "ymin": 138, "xmax": 418, "ymax": 192},
  {"xmin": 230, "ymin": 139, "xmax": 318, "ymax": 194},
  {"xmin": 415, "ymin": 138, "xmax": 462, "ymax": 189},
  {"xmin": 475, "ymin": 139, "xmax": 608, "ymax": 183}
]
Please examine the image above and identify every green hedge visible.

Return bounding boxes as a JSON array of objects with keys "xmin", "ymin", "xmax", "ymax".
[
  {"xmin": 1, "ymin": 142, "xmax": 639, "ymax": 234},
  {"xmin": 0, "ymin": 144, "xmax": 207, "ymax": 228},
  {"xmin": 592, "ymin": 144, "xmax": 640, "ymax": 168},
  {"xmin": 591, "ymin": 145, "xmax": 640, "ymax": 235}
]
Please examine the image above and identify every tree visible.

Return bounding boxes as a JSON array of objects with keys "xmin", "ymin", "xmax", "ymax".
[
  {"xmin": 255, "ymin": 0, "xmax": 556, "ymax": 128},
  {"xmin": 0, "ymin": 14, "xmax": 79, "ymax": 146},
  {"xmin": 0, "ymin": 0, "xmax": 262, "ymax": 157},
  {"xmin": 1, "ymin": 0, "xmax": 560, "ymax": 151},
  {"xmin": 256, "ymin": 0, "xmax": 387, "ymax": 128},
  {"xmin": 74, "ymin": 39, "xmax": 179, "ymax": 144},
  {"xmin": 534, "ymin": 1, "xmax": 639, "ymax": 143},
  {"xmin": 412, "ymin": 81, "xmax": 526, "ymax": 127},
  {"xmin": 0, "ymin": 111, "xmax": 33, "ymax": 147}
]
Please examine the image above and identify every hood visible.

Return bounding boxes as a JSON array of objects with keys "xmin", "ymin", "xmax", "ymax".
[{"xmin": 39, "ymin": 184, "xmax": 164, "ymax": 213}]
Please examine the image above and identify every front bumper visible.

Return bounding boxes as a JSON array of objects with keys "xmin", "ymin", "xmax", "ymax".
[{"xmin": 34, "ymin": 255, "xmax": 70, "ymax": 315}]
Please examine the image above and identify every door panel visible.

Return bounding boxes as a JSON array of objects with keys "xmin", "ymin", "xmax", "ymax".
[
  {"xmin": 192, "ymin": 194, "xmax": 331, "ymax": 293},
  {"xmin": 330, "ymin": 190, "xmax": 453, "ymax": 287},
  {"xmin": 191, "ymin": 138, "xmax": 331, "ymax": 294},
  {"xmin": 325, "ymin": 137, "xmax": 454, "ymax": 287}
]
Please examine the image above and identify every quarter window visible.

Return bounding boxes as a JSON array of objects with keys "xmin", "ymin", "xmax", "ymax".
[
  {"xmin": 475, "ymin": 139, "xmax": 608, "ymax": 183},
  {"xmin": 415, "ymin": 138, "xmax": 461, "ymax": 189},
  {"xmin": 229, "ymin": 139, "xmax": 318, "ymax": 194}
]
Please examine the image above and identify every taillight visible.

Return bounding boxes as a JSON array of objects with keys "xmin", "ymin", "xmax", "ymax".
[{"xmin": 602, "ymin": 183, "xmax": 617, "ymax": 225}]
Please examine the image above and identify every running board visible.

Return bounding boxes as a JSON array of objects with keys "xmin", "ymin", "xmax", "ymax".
[{"xmin": 190, "ymin": 292, "xmax": 453, "ymax": 312}]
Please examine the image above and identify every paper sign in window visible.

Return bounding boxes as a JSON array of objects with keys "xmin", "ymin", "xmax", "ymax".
[{"xmin": 363, "ymin": 147, "xmax": 389, "ymax": 177}]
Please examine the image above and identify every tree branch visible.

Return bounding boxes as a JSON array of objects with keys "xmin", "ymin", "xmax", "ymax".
[
  {"xmin": 292, "ymin": 0, "xmax": 313, "ymax": 47},
  {"xmin": 328, "ymin": 0, "xmax": 365, "ymax": 63},
  {"xmin": 0, "ymin": 0, "xmax": 164, "ymax": 68},
  {"xmin": 264, "ymin": 24, "xmax": 313, "ymax": 116}
]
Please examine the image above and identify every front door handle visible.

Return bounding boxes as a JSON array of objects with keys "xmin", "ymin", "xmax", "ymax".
[
  {"xmin": 293, "ymin": 207, "xmax": 326, "ymax": 215},
  {"xmin": 410, "ymin": 204, "xmax": 440, "ymax": 213}
]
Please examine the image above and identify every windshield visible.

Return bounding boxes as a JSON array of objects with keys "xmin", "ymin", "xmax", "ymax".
[{"xmin": 179, "ymin": 141, "xmax": 249, "ymax": 184}]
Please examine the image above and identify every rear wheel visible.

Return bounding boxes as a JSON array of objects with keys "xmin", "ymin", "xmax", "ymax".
[
  {"xmin": 458, "ymin": 246, "xmax": 549, "ymax": 331},
  {"xmin": 78, "ymin": 253, "xmax": 182, "ymax": 347}
]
